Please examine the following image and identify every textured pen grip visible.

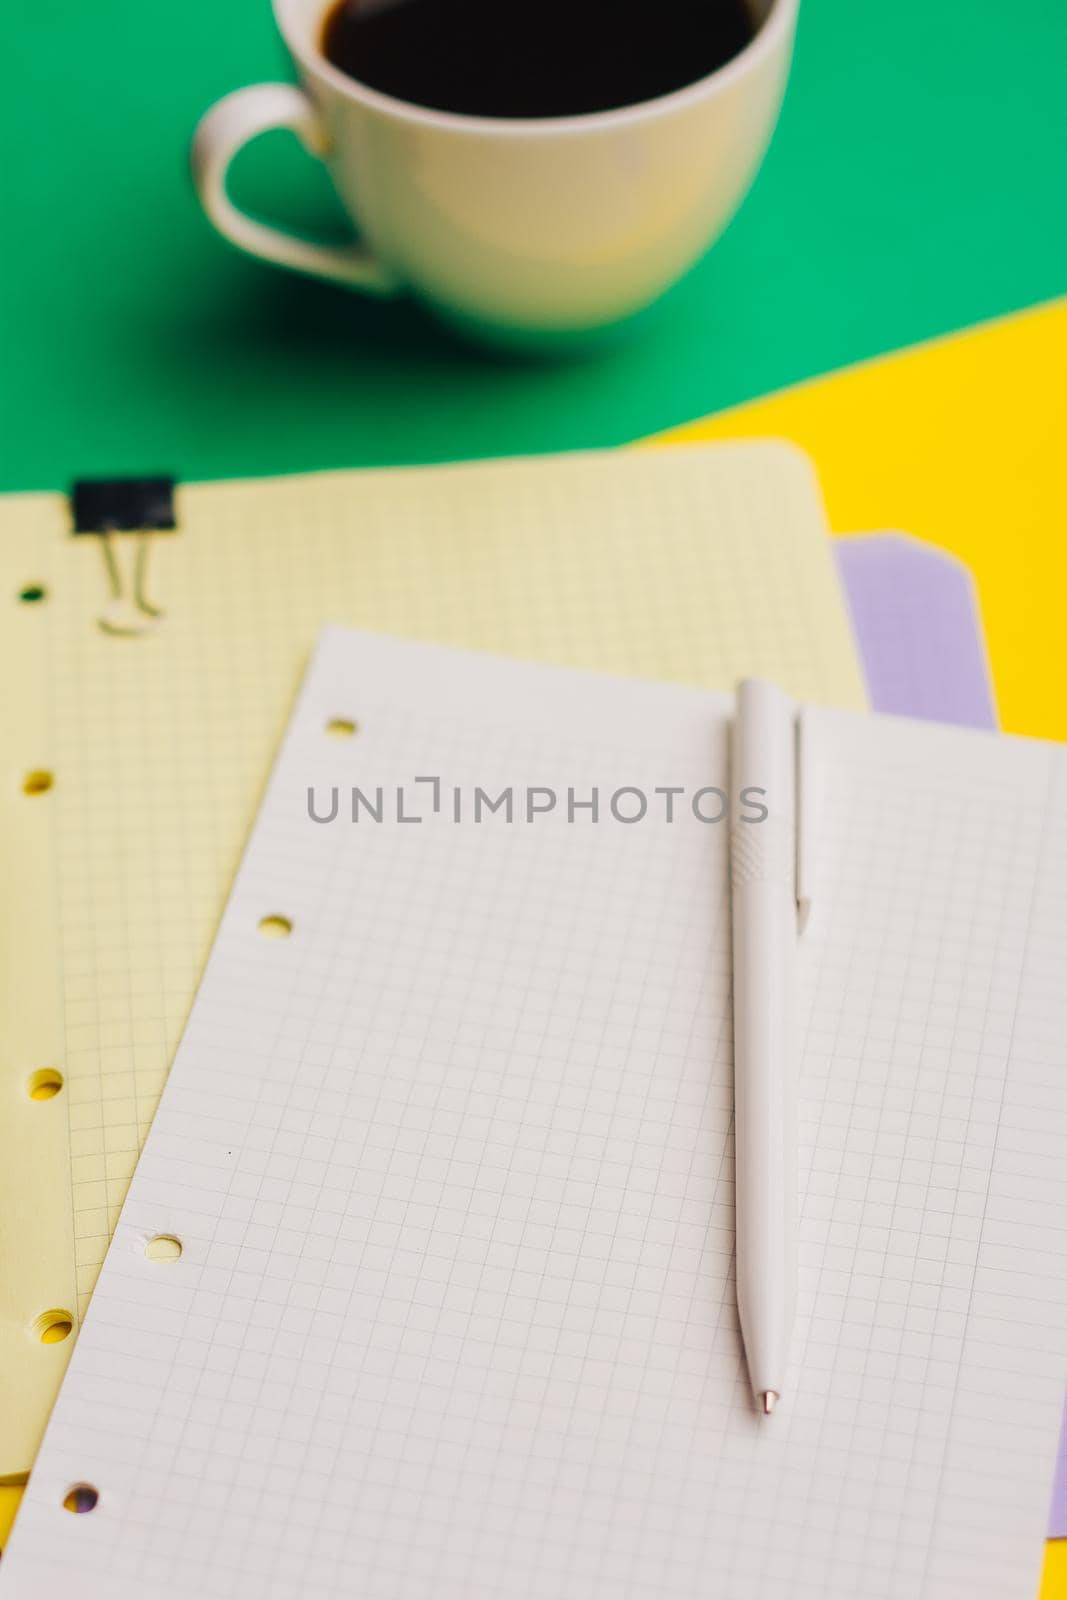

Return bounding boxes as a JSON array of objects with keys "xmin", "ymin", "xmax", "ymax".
[{"xmin": 731, "ymin": 816, "xmax": 796, "ymax": 888}]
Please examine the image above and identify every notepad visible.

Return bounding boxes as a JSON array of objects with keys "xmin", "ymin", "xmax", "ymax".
[
  {"xmin": 5, "ymin": 629, "xmax": 1065, "ymax": 1600},
  {"xmin": 0, "ymin": 443, "xmax": 866, "ymax": 1482}
]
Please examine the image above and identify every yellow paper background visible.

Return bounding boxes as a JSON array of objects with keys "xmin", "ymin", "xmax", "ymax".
[{"xmin": 657, "ymin": 298, "xmax": 1067, "ymax": 743}]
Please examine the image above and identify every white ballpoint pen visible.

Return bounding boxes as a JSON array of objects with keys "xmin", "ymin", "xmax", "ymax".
[{"xmin": 731, "ymin": 680, "xmax": 801, "ymax": 1416}]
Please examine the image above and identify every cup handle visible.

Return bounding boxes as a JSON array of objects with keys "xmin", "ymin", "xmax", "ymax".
[{"xmin": 190, "ymin": 83, "xmax": 401, "ymax": 295}]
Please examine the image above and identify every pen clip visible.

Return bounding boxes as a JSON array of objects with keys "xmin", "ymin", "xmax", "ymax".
[{"xmin": 795, "ymin": 707, "xmax": 814, "ymax": 933}]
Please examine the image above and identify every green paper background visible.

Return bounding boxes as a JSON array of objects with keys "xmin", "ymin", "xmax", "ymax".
[{"xmin": 2, "ymin": 0, "xmax": 1065, "ymax": 492}]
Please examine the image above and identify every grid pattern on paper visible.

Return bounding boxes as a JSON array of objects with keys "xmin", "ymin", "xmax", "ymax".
[
  {"xmin": 4, "ymin": 634, "xmax": 1066, "ymax": 1600},
  {"xmin": 24, "ymin": 442, "xmax": 866, "ymax": 1318}
]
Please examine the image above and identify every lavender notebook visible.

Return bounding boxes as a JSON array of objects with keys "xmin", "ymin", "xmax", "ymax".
[{"xmin": 835, "ymin": 534, "xmax": 996, "ymax": 729}]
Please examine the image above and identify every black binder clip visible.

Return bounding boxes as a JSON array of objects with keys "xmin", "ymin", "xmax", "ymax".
[{"xmin": 71, "ymin": 476, "xmax": 176, "ymax": 637}]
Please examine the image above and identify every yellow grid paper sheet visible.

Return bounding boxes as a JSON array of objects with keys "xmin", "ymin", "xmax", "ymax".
[{"xmin": 0, "ymin": 442, "xmax": 865, "ymax": 1488}]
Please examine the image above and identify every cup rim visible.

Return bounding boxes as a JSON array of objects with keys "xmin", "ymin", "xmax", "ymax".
[{"xmin": 275, "ymin": 0, "xmax": 798, "ymax": 138}]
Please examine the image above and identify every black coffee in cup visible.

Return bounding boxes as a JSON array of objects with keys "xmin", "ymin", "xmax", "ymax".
[{"xmin": 321, "ymin": 0, "xmax": 760, "ymax": 120}]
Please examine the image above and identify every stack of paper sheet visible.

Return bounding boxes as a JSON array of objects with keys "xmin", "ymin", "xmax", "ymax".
[
  {"xmin": 4, "ymin": 628, "xmax": 1064, "ymax": 1599},
  {"xmin": 3, "ymin": 439, "xmax": 1061, "ymax": 1595}
]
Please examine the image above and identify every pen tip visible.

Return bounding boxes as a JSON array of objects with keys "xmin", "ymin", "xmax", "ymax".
[{"xmin": 760, "ymin": 1391, "xmax": 779, "ymax": 1416}]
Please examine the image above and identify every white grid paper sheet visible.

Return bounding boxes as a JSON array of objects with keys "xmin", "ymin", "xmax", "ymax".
[{"xmin": 5, "ymin": 630, "xmax": 1066, "ymax": 1600}]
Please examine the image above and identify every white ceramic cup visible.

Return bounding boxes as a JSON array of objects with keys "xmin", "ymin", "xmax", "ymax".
[{"xmin": 192, "ymin": 0, "xmax": 798, "ymax": 342}]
